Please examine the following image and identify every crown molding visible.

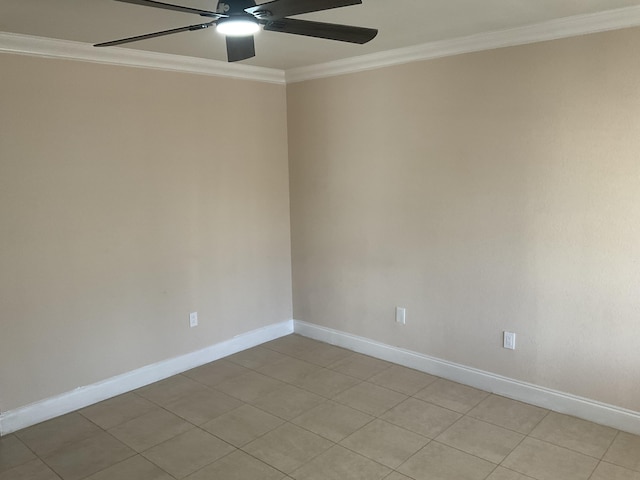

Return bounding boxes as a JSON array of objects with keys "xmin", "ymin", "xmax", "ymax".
[
  {"xmin": 3, "ymin": 5, "xmax": 640, "ymax": 85},
  {"xmin": 286, "ymin": 5, "xmax": 640, "ymax": 83},
  {"xmin": 0, "ymin": 32, "xmax": 285, "ymax": 85}
]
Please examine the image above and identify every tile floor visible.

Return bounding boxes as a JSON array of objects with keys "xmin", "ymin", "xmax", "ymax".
[{"xmin": 1, "ymin": 334, "xmax": 639, "ymax": 480}]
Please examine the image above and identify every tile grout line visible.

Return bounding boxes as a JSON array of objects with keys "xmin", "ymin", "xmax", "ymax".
[
  {"xmin": 0, "ymin": 434, "xmax": 44, "ymax": 476},
  {"xmin": 336, "ymin": 422, "xmax": 430, "ymax": 472},
  {"xmin": 587, "ymin": 429, "xmax": 620, "ymax": 479}
]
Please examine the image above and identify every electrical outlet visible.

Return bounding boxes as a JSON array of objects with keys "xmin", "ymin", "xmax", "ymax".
[
  {"xmin": 189, "ymin": 312, "xmax": 198, "ymax": 328},
  {"xmin": 395, "ymin": 307, "xmax": 406, "ymax": 325},
  {"xmin": 503, "ymin": 331, "xmax": 516, "ymax": 350}
]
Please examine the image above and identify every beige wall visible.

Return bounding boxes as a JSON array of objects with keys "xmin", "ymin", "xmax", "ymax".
[
  {"xmin": 0, "ymin": 54, "xmax": 292, "ymax": 412},
  {"xmin": 3, "ymin": 25, "xmax": 640, "ymax": 417},
  {"xmin": 288, "ymin": 28, "xmax": 640, "ymax": 411}
]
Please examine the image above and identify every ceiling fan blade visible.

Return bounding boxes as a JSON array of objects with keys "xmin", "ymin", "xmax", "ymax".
[
  {"xmin": 226, "ymin": 36, "xmax": 256, "ymax": 62},
  {"xmin": 264, "ymin": 18, "xmax": 377, "ymax": 44},
  {"xmin": 112, "ymin": 0, "xmax": 221, "ymax": 18},
  {"xmin": 246, "ymin": 0, "xmax": 361, "ymax": 20},
  {"xmin": 95, "ymin": 22, "xmax": 215, "ymax": 47}
]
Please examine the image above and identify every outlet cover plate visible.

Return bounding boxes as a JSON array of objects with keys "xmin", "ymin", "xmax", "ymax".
[
  {"xmin": 503, "ymin": 331, "xmax": 516, "ymax": 350},
  {"xmin": 189, "ymin": 312, "xmax": 198, "ymax": 328}
]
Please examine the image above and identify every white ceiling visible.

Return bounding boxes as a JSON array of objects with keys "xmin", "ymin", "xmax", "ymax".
[{"xmin": 2, "ymin": 0, "xmax": 640, "ymax": 70}]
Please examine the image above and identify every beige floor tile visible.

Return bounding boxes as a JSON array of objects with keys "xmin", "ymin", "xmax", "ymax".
[
  {"xmin": 85, "ymin": 455, "xmax": 174, "ymax": 480},
  {"xmin": 136, "ymin": 375, "xmax": 211, "ymax": 407},
  {"xmin": 292, "ymin": 401, "xmax": 373, "ymax": 442},
  {"xmin": 293, "ymin": 368, "xmax": 361, "ymax": 398},
  {"xmin": 290, "ymin": 445, "xmax": 390, "ymax": 480},
  {"xmin": 529, "ymin": 412, "xmax": 617, "ymax": 458},
  {"xmin": 381, "ymin": 397, "xmax": 461, "ymax": 438},
  {"xmin": 291, "ymin": 344, "xmax": 353, "ymax": 367},
  {"xmin": 590, "ymin": 461, "xmax": 640, "ymax": 480},
  {"xmin": 142, "ymin": 428, "xmax": 234, "ymax": 478},
  {"xmin": 258, "ymin": 357, "xmax": 322, "ymax": 384},
  {"xmin": 8, "ymin": 338, "xmax": 632, "ymax": 480},
  {"xmin": 485, "ymin": 466, "xmax": 532, "ymax": 480},
  {"xmin": 215, "ymin": 371, "xmax": 284, "ymax": 403},
  {"xmin": 0, "ymin": 435, "xmax": 36, "ymax": 474},
  {"xmin": 0, "ymin": 459, "xmax": 61, "ymax": 480},
  {"xmin": 383, "ymin": 473, "xmax": 414, "ymax": 480},
  {"xmin": 201, "ymin": 404, "xmax": 284, "ymax": 447},
  {"xmin": 604, "ymin": 432, "xmax": 640, "ymax": 472},
  {"xmin": 43, "ymin": 432, "xmax": 134, "ymax": 480},
  {"xmin": 243, "ymin": 423, "xmax": 333, "ymax": 474},
  {"xmin": 15, "ymin": 413, "xmax": 102, "ymax": 457},
  {"xmin": 79, "ymin": 393, "xmax": 157, "ymax": 430},
  {"xmin": 252, "ymin": 384, "xmax": 325, "ymax": 420},
  {"xmin": 502, "ymin": 437, "xmax": 598, "ymax": 480},
  {"xmin": 368, "ymin": 365, "xmax": 438, "ymax": 395},
  {"xmin": 340, "ymin": 419, "xmax": 428, "ymax": 469},
  {"xmin": 415, "ymin": 379, "xmax": 489, "ymax": 413},
  {"xmin": 263, "ymin": 335, "xmax": 324, "ymax": 357},
  {"xmin": 436, "ymin": 416, "xmax": 524, "ymax": 464},
  {"xmin": 227, "ymin": 346, "xmax": 289, "ymax": 369},
  {"xmin": 164, "ymin": 387, "xmax": 242, "ymax": 425},
  {"xmin": 397, "ymin": 441, "xmax": 496, "ymax": 480},
  {"xmin": 328, "ymin": 354, "xmax": 391, "ymax": 380},
  {"xmin": 182, "ymin": 359, "xmax": 250, "ymax": 387},
  {"xmin": 468, "ymin": 395, "xmax": 548, "ymax": 434},
  {"xmin": 333, "ymin": 382, "xmax": 407, "ymax": 416},
  {"xmin": 185, "ymin": 450, "xmax": 285, "ymax": 480},
  {"xmin": 108, "ymin": 408, "xmax": 193, "ymax": 452}
]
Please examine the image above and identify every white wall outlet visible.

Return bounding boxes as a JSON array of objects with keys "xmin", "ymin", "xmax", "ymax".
[
  {"xmin": 189, "ymin": 312, "xmax": 198, "ymax": 328},
  {"xmin": 395, "ymin": 307, "xmax": 406, "ymax": 325},
  {"xmin": 503, "ymin": 331, "xmax": 516, "ymax": 350}
]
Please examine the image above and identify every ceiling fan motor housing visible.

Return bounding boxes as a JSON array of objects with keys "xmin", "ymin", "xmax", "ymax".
[{"xmin": 217, "ymin": 0, "xmax": 257, "ymax": 15}]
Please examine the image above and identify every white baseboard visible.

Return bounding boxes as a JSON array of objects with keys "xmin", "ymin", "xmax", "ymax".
[
  {"xmin": 294, "ymin": 320, "xmax": 640, "ymax": 436},
  {"xmin": 4, "ymin": 319, "xmax": 638, "ymax": 437},
  {"xmin": 0, "ymin": 320, "xmax": 294, "ymax": 436}
]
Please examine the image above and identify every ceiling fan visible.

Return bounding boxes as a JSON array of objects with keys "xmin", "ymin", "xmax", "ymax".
[{"xmin": 95, "ymin": 0, "xmax": 378, "ymax": 62}]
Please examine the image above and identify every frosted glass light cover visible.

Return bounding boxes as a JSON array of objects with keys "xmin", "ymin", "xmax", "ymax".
[{"xmin": 217, "ymin": 18, "xmax": 260, "ymax": 36}]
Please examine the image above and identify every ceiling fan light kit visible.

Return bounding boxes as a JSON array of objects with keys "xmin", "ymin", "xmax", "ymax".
[
  {"xmin": 95, "ymin": 0, "xmax": 378, "ymax": 62},
  {"xmin": 216, "ymin": 16, "xmax": 260, "ymax": 36}
]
